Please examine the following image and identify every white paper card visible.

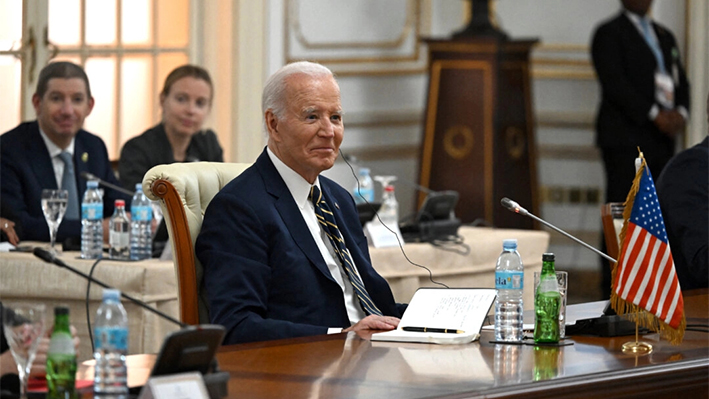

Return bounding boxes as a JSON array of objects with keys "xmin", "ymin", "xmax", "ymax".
[
  {"xmin": 364, "ymin": 219, "xmax": 404, "ymax": 248},
  {"xmin": 138, "ymin": 372, "xmax": 210, "ymax": 399}
]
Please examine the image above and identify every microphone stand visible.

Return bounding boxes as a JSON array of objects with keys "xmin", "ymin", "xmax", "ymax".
[
  {"xmin": 499, "ymin": 197, "xmax": 643, "ymax": 337},
  {"xmin": 34, "ymin": 248, "xmax": 186, "ymax": 328},
  {"xmin": 500, "ymin": 197, "xmax": 617, "ymax": 264},
  {"xmin": 81, "ymin": 172, "xmax": 136, "ymax": 196}
]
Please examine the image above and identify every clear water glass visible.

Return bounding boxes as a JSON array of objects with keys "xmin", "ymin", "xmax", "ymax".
[
  {"xmin": 2, "ymin": 302, "xmax": 46, "ymax": 399},
  {"xmin": 41, "ymin": 189, "xmax": 68, "ymax": 255}
]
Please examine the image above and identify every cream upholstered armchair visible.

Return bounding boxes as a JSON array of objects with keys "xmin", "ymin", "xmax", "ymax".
[{"xmin": 142, "ymin": 162, "xmax": 251, "ymax": 325}]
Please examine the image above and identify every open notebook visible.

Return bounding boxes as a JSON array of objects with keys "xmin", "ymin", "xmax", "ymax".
[{"xmin": 372, "ymin": 288, "xmax": 496, "ymax": 344}]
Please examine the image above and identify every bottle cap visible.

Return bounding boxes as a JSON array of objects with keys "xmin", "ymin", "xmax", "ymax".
[
  {"xmin": 543, "ymin": 253, "xmax": 555, "ymax": 262},
  {"xmin": 359, "ymin": 167, "xmax": 370, "ymax": 175},
  {"xmin": 135, "ymin": 183, "xmax": 143, "ymax": 192},
  {"xmin": 115, "ymin": 199, "xmax": 125, "ymax": 207},
  {"xmin": 102, "ymin": 288, "xmax": 121, "ymax": 301},
  {"xmin": 54, "ymin": 306, "xmax": 69, "ymax": 316},
  {"xmin": 502, "ymin": 238, "xmax": 518, "ymax": 250},
  {"xmin": 87, "ymin": 180, "xmax": 99, "ymax": 188}
]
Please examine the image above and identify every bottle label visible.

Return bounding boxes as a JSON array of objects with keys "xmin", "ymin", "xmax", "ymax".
[
  {"xmin": 94, "ymin": 326, "xmax": 128, "ymax": 351},
  {"xmin": 495, "ymin": 271, "xmax": 524, "ymax": 290},
  {"xmin": 131, "ymin": 205, "xmax": 153, "ymax": 222},
  {"xmin": 82, "ymin": 203, "xmax": 103, "ymax": 220},
  {"xmin": 110, "ymin": 231, "xmax": 130, "ymax": 248}
]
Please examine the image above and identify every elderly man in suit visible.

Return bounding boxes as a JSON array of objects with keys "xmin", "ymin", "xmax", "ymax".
[
  {"xmin": 591, "ymin": 0, "xmax": 690, "ymax": 298},
  {"xmin": 1, "ymin": 62, "xmax": 130, "ymax": 243},
  {"xmin": 196, "ymin": 61, "xmax": 406, "ymax": 344}
]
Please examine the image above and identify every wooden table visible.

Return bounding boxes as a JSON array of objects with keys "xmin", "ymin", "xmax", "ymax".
[{"xmin": 212, "ymin": 290, "xmax": 708, "ymax": 399}]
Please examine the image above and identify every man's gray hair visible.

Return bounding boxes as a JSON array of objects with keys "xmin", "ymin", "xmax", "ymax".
[{"xmin": 262, "ymin": 61, "xmax": 335, "ymax": 123}]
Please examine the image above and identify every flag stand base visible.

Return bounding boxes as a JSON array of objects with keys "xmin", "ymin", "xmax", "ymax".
[
  {"xmin": 622, "ymin": 315, "xmax": 652, "ymax": 354},
  {"xmin": 621, "ymin": 341, "xmax": 653, "ymax": 354}
]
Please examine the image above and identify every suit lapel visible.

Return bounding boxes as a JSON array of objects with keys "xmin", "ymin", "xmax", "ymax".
[
  {"xmin": 619, "ymin": 14, "xmax": 655, "ymax": 63},
  {"xmin": 27, "ymin": 122, "xmax": 59, "ymax": 190},
  {"xmin": 256, "ymin": 150, "xmax": 337, "ymax": 283}
]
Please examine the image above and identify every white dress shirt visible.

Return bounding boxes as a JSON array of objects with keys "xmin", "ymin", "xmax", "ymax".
[
  {"xmin": 267, "ymin": 148, "xmax": 366, "ymax": 331},
  {"xmin": 38, "ymin": 127, "xmax": 76, "ymax": 189}
]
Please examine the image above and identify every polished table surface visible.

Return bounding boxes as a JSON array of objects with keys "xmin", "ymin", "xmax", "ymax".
[{"xmin": 213, "ymin": 291, "xmax": 708, "ymax": 399}]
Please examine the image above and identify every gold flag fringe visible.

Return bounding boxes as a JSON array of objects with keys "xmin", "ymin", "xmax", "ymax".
[{"xmin": 609, "ymin": 151, "xmax": 686, "ymax": 345}]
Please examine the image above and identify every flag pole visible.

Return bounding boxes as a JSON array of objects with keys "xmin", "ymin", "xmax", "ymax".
[{"xmin": 621, "ymin": 309, "xmax": 653, "ymax": 354}]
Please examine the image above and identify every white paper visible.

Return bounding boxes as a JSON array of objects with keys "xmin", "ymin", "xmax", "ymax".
[{"xmin": 372, "ymin": 288, "xmax": 496, "ymax": 344}]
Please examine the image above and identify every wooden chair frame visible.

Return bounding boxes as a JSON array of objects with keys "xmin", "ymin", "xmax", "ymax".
[
  {"xmin": 144, "ymin": 162, "xmax": 251, "ymax": 326},
  {"xmin": 601, "ymin": 202, "xmax": 624, "ymax": 263},
  {"xmin": 150, "ymin": 177, "xmax": 200, "ymax": 325}
]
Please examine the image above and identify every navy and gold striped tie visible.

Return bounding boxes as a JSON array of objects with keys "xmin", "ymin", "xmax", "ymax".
[{"xmin": 309, "ymin": 185, "xmax": 383, "ymax": 316}]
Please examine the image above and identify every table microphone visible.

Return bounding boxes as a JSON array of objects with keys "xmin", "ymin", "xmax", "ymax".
[
  {"xmin": 33, "ymin": 247, "xmax": 186, "ymax": 328},
  {"xmin": 500, "ymin": 197, "xmax": 617, "ymax": 264},
  {"xmin": 80, "ymin": 172, "xmax": 136, "ymax": 196},
  {"xmin": 499, "ymin": 198, "xmax": 643, "ymax": 336}
]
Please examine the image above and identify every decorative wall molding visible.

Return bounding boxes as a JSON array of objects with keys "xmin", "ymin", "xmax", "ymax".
[
  {"xmin": 537, "ymin": 144, "xmax": 600, "ymax": 161},
  {"xmin": 536, "ymin": 111, "xmax": 595, "ymax": 129},
  {"xmin": 284, "ymin": 0, "xmax": 427, "ymax": 75}
]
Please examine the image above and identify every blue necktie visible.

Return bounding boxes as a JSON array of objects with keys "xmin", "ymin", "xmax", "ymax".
[
  {"xmin": 309, "ymin": 185, "xmax": 383, "ymax": 316},
  {"xmin": 58, "ymin": 152, "xmax": 80, "ymax": 220},
  {"xmin": 640, "ymin": 18, "xmax": 667, "ymax": 74}
]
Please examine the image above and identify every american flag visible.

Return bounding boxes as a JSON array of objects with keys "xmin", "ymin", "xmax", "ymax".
[{"xmin": 612, "ymin": 158, "xmax": 685, "ymax": 344}]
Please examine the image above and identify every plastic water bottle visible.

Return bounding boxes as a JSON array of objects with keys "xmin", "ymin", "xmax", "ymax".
[
  {"xmin": 109, "ymin": 199, "xmax": 130, "ymax": 260},
  {"xmin": 378, "ymin": 185, "xmax": 399, "ymax": 227},
  {"xmin": 130, "ymin": 183, "xmax": 153, "ymax": 260},
  {"xmin": 81, "ymin": 180, "xmax": 103, "ymax": 259},
  {"xmin": 94, "ymin": 289, "xmax": 129, "ymax": 398},
  {"xmin": 47, "ymin": 306, "xmax": 77, "ymax": 399},
  {"xmin": 353, "ymin": 167, "xmax": 375, "ymax": 204},
  {"xmin": 494, "ymin": 238, "xmax": 524, "ymax": 342}
]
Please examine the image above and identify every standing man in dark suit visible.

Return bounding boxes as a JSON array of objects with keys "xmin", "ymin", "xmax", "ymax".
[
  {"xmin": 591, "ymin": 0, "xmax": 690, "ymax": 298},
  {"xmin": 1, "ymin": 62, "xmax": 131, "ymax": 243},
  {"xmin": 196, "ymin": 61, "xmax": 405, "ymax": 344}
]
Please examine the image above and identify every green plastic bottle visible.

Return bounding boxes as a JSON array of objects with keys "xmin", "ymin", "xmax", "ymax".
[
  {"xmin": 534, "ymin": 253, "xmax": 561, "ymax": 344},
  {"xmin": 47, "ymin": 306, "xmax": 77, "ymax": 399}
]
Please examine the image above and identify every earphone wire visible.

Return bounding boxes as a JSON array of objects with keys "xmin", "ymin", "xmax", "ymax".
[
  {"xmin": 340, "ymin": 149, "xmax": 449, "ymax": 289},
  {"xmin": 86, "ymin": 257, "xmax": 103, "ymax": 353}
]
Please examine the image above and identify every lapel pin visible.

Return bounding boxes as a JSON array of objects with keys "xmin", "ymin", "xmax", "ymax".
[{"xmin": 81, "ymin": 152, "xmax": 89, "ymax": 163}]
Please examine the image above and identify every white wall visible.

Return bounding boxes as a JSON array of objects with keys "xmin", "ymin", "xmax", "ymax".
[{"xmin": 238, "ymin": 0, "xmax": 705, "ymax": 271}]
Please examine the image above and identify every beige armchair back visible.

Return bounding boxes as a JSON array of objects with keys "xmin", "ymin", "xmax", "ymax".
[{"xmin": 143, "ymin": 162, "xmax": 251, "ymax": 325}]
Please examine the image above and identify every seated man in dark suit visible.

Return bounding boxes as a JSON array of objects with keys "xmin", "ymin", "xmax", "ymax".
[
  {"xmin": 1, "ymin": 62, "xmax": 131, "ymax": 243},
  {"xmin": 656, "ymin": 95, "xmax": 709, "ymax": 290},
  {"xmin": 196, "ymin": 61, "xmax": 406, "ymax": 344}
]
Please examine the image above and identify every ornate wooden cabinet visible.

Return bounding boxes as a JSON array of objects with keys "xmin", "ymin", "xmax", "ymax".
[{"xmin": 419, "ymin": 38, "xmax": 539, "ymax": 229}]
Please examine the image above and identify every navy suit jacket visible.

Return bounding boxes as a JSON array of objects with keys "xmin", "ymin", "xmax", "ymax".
[
  {"xmin": 196, "ymin": 149, "xmax": 406, "ymax": 344},
  {"xmin": 656, "ymin": 136, "xmax": 709, "ymax": 290},
  {"xmin": 0, "ymin": 121, "xmax": 131, "ymax": 242},
  {"xmin": 591, "ymin": 12, "xmax": 690, "ymax": 150}
]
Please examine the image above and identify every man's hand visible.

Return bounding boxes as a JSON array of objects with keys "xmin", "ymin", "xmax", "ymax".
[
  {"xmin": 654, "ymin": 109, "xmax": 685, "ymax": 138},
  {"xmin": 343, "ymin": 315, "xmax": 400, "ymax": 333}
]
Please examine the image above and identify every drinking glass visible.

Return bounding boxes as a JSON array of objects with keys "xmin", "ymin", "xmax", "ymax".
[
  {"xmin": 2, "ymin": 303, "xmax": 46, "ymax": 399},
  {"xmin": 41, "ymin": 189, "xmax": 68, "ymax": 255}
]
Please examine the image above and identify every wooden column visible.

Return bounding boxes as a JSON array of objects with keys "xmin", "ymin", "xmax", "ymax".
[{"xmin": 419, "ymin": 38, "xmax": 539, "ymax": 230}]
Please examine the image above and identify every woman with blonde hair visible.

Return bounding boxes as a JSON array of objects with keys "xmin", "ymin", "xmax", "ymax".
[{"xmin": 119, "ymin": 65, "xmax": 223, "ymax": 190}]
